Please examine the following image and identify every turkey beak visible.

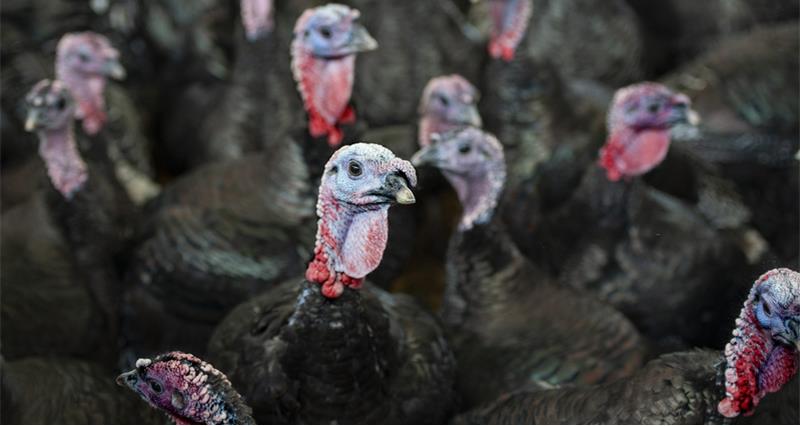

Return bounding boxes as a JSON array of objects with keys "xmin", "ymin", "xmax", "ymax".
[
  {"xmin": 104, "ymin": 58, "xmax": 126, "ymax": 80},
  {"xmin": 454, "ymin": 103, "xmax": 482, "ymax": 127},
  {"xmin": 116, "ymin": 370, "xmax": 138, "ymax": 388},
  {"xmin": 670, "ymin": 95, "xmax": 699, "ymax": 126},
  {"xmin": 24, "ymin": 110, "xmax": 42, "ymax": 132},
  {"xmin": 385, "ymin": 173, "xmax": 415, "ymax": 205},
  {"xmin": 348, "ymin": 23, "xmax": 378, "ymax": 53},
  {"xmin": 411, "ymin": 145, "xmax": 440, "ymax": 168}
]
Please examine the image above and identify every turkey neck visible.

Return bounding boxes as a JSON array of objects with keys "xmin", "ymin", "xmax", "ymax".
[
  {"xmin": 443, "ymin": 161, "xmax": 530, "ymax": 329},
  {"xmin": 38, "ymin": 123, "xmax": 87, "ymax": 200},
  {"xmin": 282, "ymin": 281, "xmax": 394, "ymax": 422},
  {"xmin": 231, "ymin": 27, "xmax": 275, "ymax": 103},
  {"xmin": 444, "ymin": 214, "xmax": 530, "ymax": 330}
]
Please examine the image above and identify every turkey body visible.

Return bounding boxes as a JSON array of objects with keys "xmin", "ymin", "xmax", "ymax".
[
  {"xmin": 1, "ymin": 134, "xmax": 136, "ymax": 365},
  {"xmin": 457, "ymin": 350, "xmax": 799, "ymax": 424},
  {"xmin": 1, "ymin": 357, "xmax": 163, "ymax": 424},
  {"xmin": 663, "ymin": 23, "xmax": 800, "ymax": 265},
  {"xmin": 123, "ymin": 137, "xmax": 316, "ymax": 358},
  {"xmin": 160, "ymin": 1, "xmax": 311, "ymax": 173},
  {"xmin": 528, "ymin": 166, "xmax": 751, "ymax": 349},
  {"xmin": 207, "ymin": 280, "xmax": 457, "ymax": 424},
  {"xmin": 443, "ymin": 215, "xmax": 646, "ymax": 409},
  {"xmin": 457, "ymin": 350, "xmax": 726, "ymax": 424}
]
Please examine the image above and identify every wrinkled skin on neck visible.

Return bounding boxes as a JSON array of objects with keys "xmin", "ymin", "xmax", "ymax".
[
  {"xmin": 599, "ymin": 127, "xmax": 671, "ymax": 181},
  {"xmin": 305, "ymin": 184, "xmax": 387, "ymax": 298},
  {"xmin": 37, "ymin": 124, "xmax": 88, "ymax": 199},
  {"xmin": 241, "ymin": 0, "xmax": 274, "ymax": 41},
  {"xmin": 292, "ymin": 50, "xmax": 356, "ymax": 147},
  {"xmin": 718, "ymin": 268, "xmax": 800, "ymax": 418},
  {"xmin": 488, "ymin": 0, "xmax": 533, "ymax": 61}
]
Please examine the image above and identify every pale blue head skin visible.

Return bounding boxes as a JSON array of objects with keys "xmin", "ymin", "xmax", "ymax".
[
  {"xmin": 321, "ymin": 143, "xmax": 417, "ymax": 208},
  {"xmin": 293, "ymin": 4, "xmax": 377, "ymax": 59},
  {"xmin": 754, "ymin": 268, "xmax": 800, "ymax": 350},
  {"xmin": 412, "ymin": 128, "xmax": 506, "ymax": 230}
]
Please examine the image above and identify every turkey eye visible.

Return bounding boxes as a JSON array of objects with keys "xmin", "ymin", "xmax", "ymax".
[
  {"xmin": 458, "ymin": 143, "xmax": 471, "ymax": 154},
  {"xmin": 647, "ymin": 103, "xmax": 660, "ymax": 114},
  {"xmin": 762, "ymin": 300, "xmax": 772, "ymax": 316},
  {"xmin": 78, "ymin": 52, "xmax": 90, "ymax": 62},
  {"xmin": 437, "ymin": 95, "xmax": 449, "ymax": 107},
  {"xmin": 56, "ymin": 98, "xmax": 66, "ymax": 110},
  {"xmin": 149, "ymin": 380, "xmax": 163, "ymax": 394},
  {"xmin": 347, "ymin": 161, "xmax": 363, "ymax": 177},
  {"xmin": 319, "ymin": 27, "xmax": 332, "ymax": 39}
]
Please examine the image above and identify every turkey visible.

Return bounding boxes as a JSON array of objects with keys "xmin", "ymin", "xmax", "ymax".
[
  {"xmin": 2, "ymin": 80, "xmax": 135, "ymax": 364},
  {"xmin": 122, "ymin": 3, "xmax": 380, "ymax": 359},
  {"xmin": 117, "ymin": 351, "xmax": 255, "ymax": 425},
  {"xmin": 55, "ymin": 31, "xmax": 158, "ymax": 205},
  {"xmin": 206, "ymin": 144, "xmax": 457, "ymax": 423},
  {"xmin": 1, "ymin": 356, "xmax": 162, "ymax": 424},
  {"xmin": 456, "ymin": 267, "xmax": 800, "ymax": 424},
  {"xmin": 662, "ymin": 23, "xmax": 799, "ymax": 266},
  {"xmin": 412, "ymin": 127, "xmax": 646, "ymax": 409},
  {"xmin": 3, "ymin": 29, "xmax": 157, "ymax": 210},
  {"xmin": 519, "ymin": 82, "xmax": 757, "ymax": 350}
]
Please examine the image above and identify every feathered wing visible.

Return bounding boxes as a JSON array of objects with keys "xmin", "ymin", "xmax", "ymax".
[{"xmin": 457, "ymin": 350, "xmax": 723, "ymax": 425}]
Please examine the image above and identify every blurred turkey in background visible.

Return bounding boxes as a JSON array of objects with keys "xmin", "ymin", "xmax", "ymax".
[{"xmin": 1, "ymin": 0, "xmax": 798, "ymax": 424}]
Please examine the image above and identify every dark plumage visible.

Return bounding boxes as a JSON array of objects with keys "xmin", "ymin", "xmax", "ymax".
[
  {"xmin": 347, "ymin": 0, "xmax": 482, "ymax": 129},
  {"xmin": 1, "ymin": 357, "xmax": 162, "ymax": 424},
  {"xmin": 515, "ymin": 83, "xmax": 757, "ymax": 349},
  {"xmin": 457, "ymin": 268, "xmax": 800, "ymax": 424},
  {"xmin": 412, "ymin": 128, "xmax": 646, "ymax": 409},
  {"xmin": 207, "ymin": 144, "xmax": 456, "ymax": 423},
  {"xmin": 122, "ymin": 4, "xmax": 381, "ymax": 358},
  {"xmin": 161, "ymin": 0, "xmax": 309, "ymax": 172},
  {"xmin": 2, "ymin": 80, "xmax": 136, "ymax": 364},
  {"xmin": 664, "ymin": 23, "xmax": 800, "ymax": 265}
]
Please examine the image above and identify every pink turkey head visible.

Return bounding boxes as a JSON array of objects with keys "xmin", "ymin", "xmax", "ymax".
[
  {"xmin": 487, "ymin": 0, "xmax": 533, "ymax": 61},
  {"xmin": 412, "ymin": 127, "xmax": 505, "ymax": 230},
  {"xmin": 241, "ymin": 0, "xmax": 274, "ymax": 41},
  {"xmin": 117, "ymin": 352, "xmax": 254, "ymax": 425},
  {"xmin": 56, "ymin": 32, "xmax": 125, "ymax": 80},
  {"xmin": 56, "ymin": 32, "xmax": 125, "ymax": 135},
  {"xmin": 718, "ymin": 268, "xmax": 800, "ymax": 418},
  {"xmin": 307, "ymin": 143, "xmax": 416, "ymax": 298},
  {"xmin": 418, "ymin": 75, "xmax": 482, "ymax": 148},
  {"xmin": 291, "ymin": 4, "xmax": 377, "ymax": 147},
  {"xmin": 25, "ymin": 79, "xmax": 88, "ymax": 199},
  {"xmin": 599, "ymin": 82, "xmax": 699, "ymax": 181}
]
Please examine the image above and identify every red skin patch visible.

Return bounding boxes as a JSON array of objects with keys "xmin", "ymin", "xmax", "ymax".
[
  {"xmin": 599, "ymin": 128, "xmax": 670, "ymax": 181},
  {"xmin": 719, "ymin": 269, "xmax": 799, "ymax": 418},
  {"xmin": 305, "ymin": 188, "xmax": 389, "ymax": 299},
  {"xmin": 488, "ymin": 0, "xmax": 532, "ymax": 61},
  {"xmin": 293, "ymin": 50, "xmax": 356, "ymax": 147}
]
